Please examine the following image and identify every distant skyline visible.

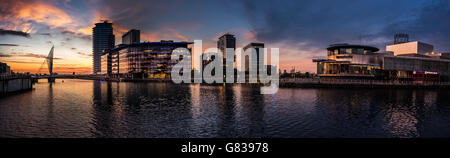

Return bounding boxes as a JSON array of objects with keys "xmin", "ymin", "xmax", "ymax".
[{"xmin": 1, "ymin": 0, "xmax": 450, "ymax": 74}]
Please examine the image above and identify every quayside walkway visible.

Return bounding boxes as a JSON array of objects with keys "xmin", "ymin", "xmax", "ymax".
[
  {"xmin": 0, "ymin": 74, "xmax": 33, "ymax": 95},
  {"xmin": 280, "ymin": 78, "xmax": 450, "ymax": 88}
]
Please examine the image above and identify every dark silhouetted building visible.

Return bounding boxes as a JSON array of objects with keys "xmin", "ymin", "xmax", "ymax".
[
  {"xmin": 93, "ymin": 21, "xmax": 115, "ymax": 74},
  {"xmin": 217, "ymin": 33, "xmax": 236, "ymax": 58},
  {"xmin": 0, "ymin": 62, "xmax": 11, "ymax": 75},
  {"xmin": 122, "ymin": 29, "xmax": 140, "ymax": 44},
  {"xmin": 217, "ymin": 33, "xmax": 236, "ymax": 80},
  {"xmin": 243, "ymin": 42, "xmax": 265, "ymax": 73}
]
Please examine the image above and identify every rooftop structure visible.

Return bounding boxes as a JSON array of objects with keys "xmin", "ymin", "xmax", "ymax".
[
  {"xmin": 386, "ymin": 41, "xmax": 434, "ymax": 56},
  {"xmin": 122, "ymin": 29, "xmax": 140, "ymax": 44}
]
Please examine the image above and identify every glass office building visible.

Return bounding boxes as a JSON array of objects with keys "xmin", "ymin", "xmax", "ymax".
[
  {"xmin": 313, "ymin": 44, "xmax": 384, "ymax": 78},
  {"xmin": 102, "ymin": 41, "xmax": 192, "ymax": 79}
]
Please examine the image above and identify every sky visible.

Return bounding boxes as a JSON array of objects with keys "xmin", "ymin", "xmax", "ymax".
[{"xmin": 1, "ymin": 0, "xmax": 450, "ymax": 74}]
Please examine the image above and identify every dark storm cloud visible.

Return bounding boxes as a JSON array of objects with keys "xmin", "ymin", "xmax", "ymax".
[
  {"xmin": 38, "ymin": 33, "xmax": 52, "ymax": 37},
  {"xmin": 93, "ymin": 0, "xmax": 167, "ymax": 30},
  {"xmin": 238, "ymin": 0, "xmax": 450, "ymax": 51},
  {"xmin": 0, "ymin": 29, "xmax": 30, "ymax": 38},
  {"xmin": 382, "ymin": 0, "xmax": 450, "ymax": 51},
  {"xmin": 0, "ymin": 44, "xmax": 20, "ymax": 47},
  {"xmin": 93, "ymin": 0, "xmax": 238, "ymax": 37},
  {"xmin": 76, "ymin": 51, "xmax": 92, "ymax": 57},
  {"xmin": 60, "ymin": 29, "xmax": 91, "ymax": 40}
]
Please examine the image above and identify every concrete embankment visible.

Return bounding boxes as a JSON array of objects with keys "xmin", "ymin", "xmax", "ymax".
[
  {"xmin": 1, "ymin": 77, "xmax": 33, "ymax": 95},
  {"xmin": 279, "ymin": 78, "xmax": 450, "ymax": 88}
]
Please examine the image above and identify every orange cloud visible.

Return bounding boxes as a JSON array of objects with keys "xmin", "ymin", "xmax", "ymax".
[
  {"xmin": 245, "ymin": 31, "xmax": 256, "ymax": 41},
  {"xmin": 124, "ymin": 26, "xmax": 190, "ymax": 43},
  {"xmin": 0, "ymin": 0, "xmax": 74, "ymax": 34},
  {"xmin": 165, "ymin": 27, "xmax": 189, "ymax": 42},
  {"xmin": 16, "ymin": 2, "xmax": 73, "ymax": 28}
]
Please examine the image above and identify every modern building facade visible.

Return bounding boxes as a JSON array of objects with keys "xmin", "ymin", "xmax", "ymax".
[
  {"xmin": 314, "ymin": 38, "xmax": 450, "ymax": 80},
  {"xmin": 93, "ymin": 21, "xmax": 115, "ymax": 74},
  {"xmin": 386, "ymin": 41, "xmax": 434, "ymax": 56},
  {"xmin": 102, "ymin": 40, "xmax": 192, "ymax": 79},
  {"xmin": 122, "ymin": 29, "xmax": 140, "ymax": 44},
  {"xmin": 314, "ymin": 44, "xmax": 385, "ymax": 78}
]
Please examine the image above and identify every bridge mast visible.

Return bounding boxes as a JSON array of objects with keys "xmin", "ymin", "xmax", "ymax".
[{"xmin": 47, "ymin": 46, "xmax": 54, "ymax": 76}]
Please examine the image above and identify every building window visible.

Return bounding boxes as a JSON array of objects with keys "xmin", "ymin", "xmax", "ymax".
[
  {"xmin": 339, "ymin": 48, "xmax": 346, "ymax": 54},
  {"xmin": 346, "ymin": 48, "xmax": 352, "ymax": 54}
]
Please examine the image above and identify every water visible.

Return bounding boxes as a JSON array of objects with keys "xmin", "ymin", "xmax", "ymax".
[{"xmin": 1, "ymin": 79, "xmax": 450, "ymax": 138}]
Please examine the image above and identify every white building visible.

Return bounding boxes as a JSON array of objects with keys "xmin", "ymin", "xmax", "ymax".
[{"xmin": 386, "ymin": 41, "xmax": 434, "ymax": 56}]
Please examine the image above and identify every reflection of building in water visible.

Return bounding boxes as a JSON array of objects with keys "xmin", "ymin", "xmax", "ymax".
[
  {"xmin": 91, "ymin": 81, "xmax": 123, "ymax": 137},
  {"xmin": 314, "ymin": 34, "xmax": 450, "ymax": 80},
  {"xmin": 380, "ymin": 89, "xmax": 442, "ymax": 138},
  {"xmin": 233, "ymin": 85, "xmax": 265, "ymax": 137}
]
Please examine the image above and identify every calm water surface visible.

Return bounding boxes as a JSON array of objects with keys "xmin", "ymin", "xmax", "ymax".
[{"xmin": 1, "ymin": 79, "xmax": 450, "ymax": 138}]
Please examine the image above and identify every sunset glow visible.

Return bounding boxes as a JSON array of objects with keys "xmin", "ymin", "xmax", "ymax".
[{"xmin": 1, "ymin": 0, "xmax": 449, "ymax": 74}]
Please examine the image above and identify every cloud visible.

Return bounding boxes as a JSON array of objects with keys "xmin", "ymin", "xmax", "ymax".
[
  {"xmin": 1, "ymin": 52, "xmax": 62, "ymax": 59},
  {"xmin": 0, "ymin": 52, "xmax": 12, "ymax": 57},
  {"xmin": 0, "ymin": 0, "xmax": 73, "ymax": 29},
  {"xmin": 380, "ymin": 0, "xmax": 450, "ymax": 51},
  {"xmin": 0, "ymin": 44, "xmax": 20, "ymax": 47},
  {"xmin": 0, "ymin": 29, "xmax": 30, "ymax": 38},
  {"xmin": 60, "ymin": 29, "xmax": 91, "ymax": 40},
  {"xmin": 237, "ymin": 0, "xmax": 436, "ymax": 49},
  {"xmin": 38, "ymin": 33, "xmax": 52, "ymax": 37},
  {"xmin": 165, "ymin": 27, "xmax": 189, "ymax": 42},
  {"xmin": 0, "ymin": 60, "xmax": 42, "ymax": 64},
  {"xmin": 76, "ymin": 51, "xmax": 93, "ymax": 57},
  {"xmin": 0, "ymin": 0, "xmax": 92, "ymax": 41}
]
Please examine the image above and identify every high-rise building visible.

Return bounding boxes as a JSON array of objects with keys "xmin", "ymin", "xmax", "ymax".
[
  {"xmin": 93, "ymin": 21, "xmax": 115, "ymax": 74},
  {"xmin": 122, "ymin": 29, "xmax": 140, "ymax": 44},
  {"xmin": 217, "ymin": 33, "xmax": 236, "ymax": 57},
  {"xmin": 217, "ymin": 33, "xmax": 236, "ymax": 80},
  {"xmin": 243, "ymin": 42, "xmax": 265, "ymax": 73}
]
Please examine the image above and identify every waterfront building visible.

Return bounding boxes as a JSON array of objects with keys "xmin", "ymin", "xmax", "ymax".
[
  {"xmin": 217, "ymin": 33, "xmax": 236, "ymax": 58},
  {"xmin": 100, "ymin": 53, "xmax": 111, "ymax": 75},
  {"xmin": 313, "ymin": 36, "xmax": 450, "ymax": 80},
  {"xmin": 122, "ymin": 29, "xmax": 140, "ymax": 44},
  {"xmin": 243, "ymin": 43, "xmax": 265, "ymax": 81},
  {"xmin": 243, "ymin": 43, "xmax": 265, "ymax": 72},
  {"xmin": 93, "ymin": 21, "xmax": 115, "ymax": 74},
  {"xmin": 102, "ymin": 40, "xmax": 192, "ymax": 79},
  {"xmin": 313, "ymin": 44, "xmax": 384, "ymax": 78},
  {"xmin": 0, "ymin": 62, "xmax": 11, "ymax": 75},
  {"xmin": 217, "ymin": 33, "xmax": 236, "ymax": 80}
]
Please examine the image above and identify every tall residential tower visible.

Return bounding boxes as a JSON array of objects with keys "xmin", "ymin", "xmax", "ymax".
[{"xmin": 93, "ymin": 21, "xmax": 115, "ymax": 74}]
